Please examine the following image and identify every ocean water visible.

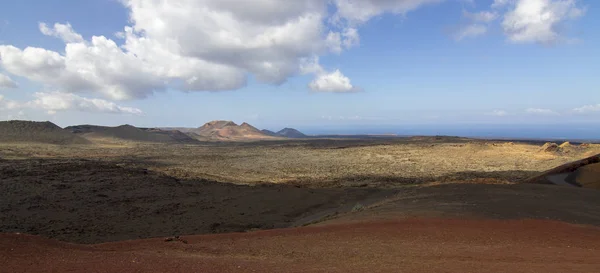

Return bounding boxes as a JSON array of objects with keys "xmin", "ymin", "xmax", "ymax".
[{"xmin": 303, "ymin": 124, "xmax": 600, "ymax": 142}]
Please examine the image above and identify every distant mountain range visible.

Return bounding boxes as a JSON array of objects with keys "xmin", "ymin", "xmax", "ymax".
[
  {"xmin": 65, "ymin": 124, "xmax": 199, "ymax": 144},
  {"xmin": 262, "ymin": 128, "xmax": 307, "ymax": 138},
  {"xmin": 190, "ymin": 121, "xmax": 272, "ymax": 140},
  {"xmin": 0, "ymin": 120, "xmax": 309, "ymax": 144},
  {"xmin": 3, "ymin": 120, "xmax": 594, "ymax": 145},
  {"xmin": 64, "ymin": 121, "xmax": 308, "ymax": 142},
  {"xmin": 162, "ymin": 120, "xmax": 308, "ymax": 141}
]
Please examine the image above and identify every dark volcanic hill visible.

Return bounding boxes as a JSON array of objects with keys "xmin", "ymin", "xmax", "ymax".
[
  {"xmin": 261, "ymin": 129, "xmax": 277, "ymax": 136},
  {"xmin": 276, "ymin": 128, "xmax": 307, "ymax": 138},
  {"xmin": 0, "ymin": 120, "xmax": 90, "ymax": 145},
  {"xmin": 140, "ymin": 128, "xmax": 201, "ymax": 144},
  {"xmin": 65, "ymin": 125, "xmax": 198, "ymax": 143},
  {"xmin": 191, "ymin": 120, "xmax": 274, "ymax": 140}
]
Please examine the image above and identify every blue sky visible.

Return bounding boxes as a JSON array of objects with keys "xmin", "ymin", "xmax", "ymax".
[{"xmin": 0, "ymin": 0, "xmax": 599, "ymax": 135}]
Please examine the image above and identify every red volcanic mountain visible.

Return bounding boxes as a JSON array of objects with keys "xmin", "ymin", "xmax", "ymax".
[{"xmin": 192, "ymin": 120, "xmax": 275, "ymax": 140}]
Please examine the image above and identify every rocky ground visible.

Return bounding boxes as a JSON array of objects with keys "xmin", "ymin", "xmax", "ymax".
[
  {"xmin": 2, "ymin": 138, "xmax": 600, "ymax": 272},
  {"xmin": 0, "ymin": 158, "xmax": 389, "ymax": 243}
]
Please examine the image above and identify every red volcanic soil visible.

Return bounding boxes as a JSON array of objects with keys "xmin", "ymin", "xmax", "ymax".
[{"xmin": 2, "ymin": 218, "xmax": 600, "ymax": 273}]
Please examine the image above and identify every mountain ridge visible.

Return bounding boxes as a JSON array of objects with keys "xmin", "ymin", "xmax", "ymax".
[
  {"xmin": 65, "ymin": 124, "xmax": 198, "ymax": 143},
  {"xmin": 276, "ymin": 128, "xmax": 307, "ymax": 138},
  {"xmin": 0, "ymin": 120, "xmax": 90, "ymax": 145},
  {"xmin": 191, "ymin": 120, "xmax": 273, "ymax": 140}
]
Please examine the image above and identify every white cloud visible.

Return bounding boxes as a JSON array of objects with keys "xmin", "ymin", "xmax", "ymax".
[
  {"xmin": 309, "ymin": 69, "xmax": 359, "ymax": 93},
  {"xmin": 299, "ymin": 56, "xmax": 326, "ymax": 75},
  {"xmin": 342, "ymin": 28, "xmax": 360, "ymax": 48},
  {"xmin": 487, "ymin": 110, "xmax": 509, "ymax": 116},
  {"xmin": 455, "ymin": 24, "xmax": 488, "ymax": 40},
  {"xmin": 0, "ymin": 92, "xmax": 142, "ymax": 115},
  {"xmin": 324, "ymin": 28, "xmax": 360, "ymax": 55},
  {"xmin": 124, "ymin": 0, "xmax": 329, "ymax": 85},
  {"xmin": 27, "ymin": 92, "xmax": 143, "ymax": 115},
  {"xmin": 0, "ymin": 26, "xmax": 246, "ymax": 100},
  {"xmin": 0, "ymin": 1, "xmax": 369, "ymax": 100},
  {"xmin": 0, "ymin": 73, "xmax": 17, "ymax": 88},
  {"xmin": 39, "ymin": 22, "xmax": 84, "ymax": 43},
  {"xmin": 0, "ymin": 0, "xmax": 589, "ymax": 104},
  {"xmin": 0, "ymin": 94, "xmax": 26, "ymax": 120},
  {"xmin": 301, "ymin": 56, "xmax": 359, "ymax": 93},
  {"xmin": 0, "ymin": 95, "xmax": 20, "ymax": 110},
  {"xmin": 459, "ymin": 0, "xmax": 585, "ymax": 44},
  {"xmin": 463, "ymin": 10, "xmax": 499, "ymax": 23},
  {"xmin": 573, "ymin": 104, "xmax": 600, "ymax": 113},
  {"xmin": 332, "ymin": 0, "xmax": 445, "ymax": 24},
  {"xmin": 499, "ymin": 0, "xmax": 586, "ymax": 44},
  {"xmin": 0, "ymin": 41, "xmax": 167, "ymax": 100},
  {"xmin": 326, "ymin": 31, "xmax": 343, "ymax": 54},
  {"xmin": 525, "ymin": 108, "xmax": 560, "ymax": 115}
]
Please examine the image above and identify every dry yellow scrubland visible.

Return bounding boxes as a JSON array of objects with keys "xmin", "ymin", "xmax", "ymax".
[{"xmin": 1, "ymin": 140, "xmax": 598, "ymax": 187}]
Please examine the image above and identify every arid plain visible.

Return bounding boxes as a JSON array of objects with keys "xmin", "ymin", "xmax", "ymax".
[
  {"xmin": 3, "ymin": 136, "xmax": 597, "ymax": 186},
  {"xmin": 2, "ymin": 120, "xmax": 600, "ymax": 272}
]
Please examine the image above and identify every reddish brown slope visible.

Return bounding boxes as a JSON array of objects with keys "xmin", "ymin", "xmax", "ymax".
[
  {"xmin": 193, "ymin": 120, "xmax": 276, "ymax": 140},
  {"xmin": 2, "ymin": 219, "xmax": 600, "ymax": 273},
  {"xmin": 525, "ymin": 153, "xmax": 600, "ymax": 188}
]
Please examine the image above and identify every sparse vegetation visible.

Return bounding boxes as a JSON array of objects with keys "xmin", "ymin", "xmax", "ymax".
[
  {"xmin": 2, "ymin": 124, "xmax": 600, "ymax": 245},
  {"xmin": 2, "ymin": 138, "xmax": 596, "ymax": 187},
  {"xmin": 352, "ymin": 203, "xmax": 365, "ymax": 212},
  {"xmin": 0, "ymin": 120, "xmax": 90, "ymax": 145}
]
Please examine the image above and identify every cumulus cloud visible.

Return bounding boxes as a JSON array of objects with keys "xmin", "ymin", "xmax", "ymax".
[
  {"xmin": 525, "ymin": 108, "xmax": 560, "ymax": 115},
  {"xmin": 326, "ymin": 27, "xmax": 361, "ymax": 54},
  {"xmin": 0, "ymin": 0, "xmax": 589, "ymax": 103},
  {"xmin": 301, "ymin": 57, "xmax": 359, "ymax": 92},
  {"xmin": 0, "ymin": 1, "xmax": 365, "ymax": 99},
  {"xmin": 325, "ymin": 31, "xmax": 343, "ymax": 54},
  {"xmin": 497, "ymin": 0, "xmax": 586, "ymax": 44},
  {"xmin": 39, "ymin": 22, "xmax": 84, "ymax": 43},
  {"xmin": 309, "ymin": 70, "xmax": 360, "ymax": 93},
  {"xmin": 328, "ymin": 0, "xmax": 442, "ymax": 56},
  {"xmin": 573, "ymin": 104, "xmax": 600, "ymax": 113},
  {"xmin": 0, "ymin": 73, "xmax": 17, "ymax": 88},
  {"xmin": 0, "ymin": 27, "xmax": 237, "ymax": 100},
  {"xmin": 123, "ymin": 0, "xmax": 329, "ymax": 85}
]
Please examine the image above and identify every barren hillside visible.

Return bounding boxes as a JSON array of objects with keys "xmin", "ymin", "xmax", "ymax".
[
  {"xmin": 0, "ymin": 120, "xmax": 89, "ymax": 145},
  {"xmin": 66, "ymin": 124, "xmax": 198, "ymax": 143},
  {"xmin": 192, "ymin": 120, "xmax": 275, "ymax": 140}
]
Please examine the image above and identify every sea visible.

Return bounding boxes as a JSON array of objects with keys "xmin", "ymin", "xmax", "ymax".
[{"xmin": 302, "ymin": 124, "xmax": 600, "ymax": 142}]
